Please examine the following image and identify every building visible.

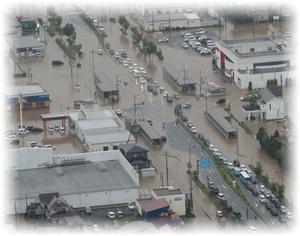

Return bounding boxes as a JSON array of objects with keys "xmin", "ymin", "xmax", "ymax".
[
  {"xmin": 119, "ymin": 143, "xmax": 151, "ymax": 170},
  {"xmin": 242, "ymin": 87, "xmax": 285, "ymax": 120},
  {"xmin": 6, "ymin": 148, "xmax": 140, "ymax": 215},
  {"xmin": 68, "ymin": 103, "xmax": 134, "ymax": 152},
  {"xmin": 136, "ymin": 198, "xmax": 170, "ymax": 219},
  {"xmin": 247, "ymin": 9, "xmax": 270, "ymax": 22},
  {"xmin": 94, "ymin": 72, "xmax": 119, "ymax": 100},
  {"xmin": 5, "ymin": 84, "xmax": 50, "ymax": 110},
  {"xmin": 214, "ymin": 37, "xmax": 295, "ymax": 89},
  {"xmin": 205, "ymin": 107, "xmax": 237, "ymax": 138},
  {"xmin": 163, "ymin": 65, "xmax": 197, "ymax": 93},
  {"xmin": 152, "ymin": 187, "xmax": 186, "ymax": 216},
  {"xmin": 19, "ymin": 17, "xmax": 38, "ymax": 35},
  {"xmin": 11, "ymin": 35, "xmax": 44, "ymax": 57}
]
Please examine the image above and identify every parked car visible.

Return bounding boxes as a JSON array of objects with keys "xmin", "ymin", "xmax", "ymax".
[
  {"xmin": 286, "ymin": 211, "xmax": 293, "ymax": 220},
  {"xmin": 158, "ymin": 36, "xmax": 169, "ymax": 42},
  {"xmin": 97, "ymin": 49, "xmax": 103, "ymax": 55},
  {"xmin": 216, "ymin": 98, "xmax": 226, "ymax": 105},
  {"xmin": 216, "ymin": 210, "xmax": 223, "ymax": 218},
  {"xmin": 52, "ymin": 60, "xmax": 64, "ymax": 66},
  {"xmin": 182, "ymin": 102, "xmax": 192, "ymax": 109},
  {"xmin": 115, "ymin": 109, "xmax": 122, "ymax": 116},
  {"xmin": 270, "ymin": 207, "xmax": 279, "ymax": 216},
  {"xmin": 166, "ymin": 97, "xmax": 173, "ymax": 103},
  {"xmin": 217, "ymin": 192, "xmax": 225, "ymax": 201},
  {"xmin": 116, "ymin": 208, "xmax": 123, "ymax": 218},
  {"xmin": 279, "ymin": 214, "xmax": 288, "ymax": 223},
  {"xmin": 259, "ymin": 194, "xmax": 266, "ymax": 203},
  {"xmin": 190, "ymin": 126, "xmax": 197, "ymax": 134},
  {"xmin": 182, "ymin": 42, "xmax": 189, "ymax": 49},
  {"xmin": 127, "ymin": 202, "xmax": 135, "ymax": 211},
  {"xmin": 107, "ymin": 211, "xmax": 116, "ymax": 219}
]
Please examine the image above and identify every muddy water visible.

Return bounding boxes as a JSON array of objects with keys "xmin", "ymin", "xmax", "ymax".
[{"xmin": 6, "ymin": 7, "xmax": 293, "ymax": 203}]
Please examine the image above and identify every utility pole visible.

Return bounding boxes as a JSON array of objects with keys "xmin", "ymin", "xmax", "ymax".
[
  {"xmin": 166, "ymin": 151, "xmax": 169, "ymax": 186},
  {"xmin": 205, "ymin": 78, "xmax": 208, "ymax": 111},
  {"xmin": 168, "ymin": 12, "xmax": 171, "ymax": 38},
  {"xmin": 236, "ymin": 126, "xmax": 240, "ymax": 160},
  {"xmin": 188, "ymin": 144, "xmax": 193, "ymax": 215},
  {"xmin": 252, "ymin": 16, "xmax": 255, "ymax": 39},
  {"xmin": 152, "ymin": 11, "xmax": 154, "ymax": 32},
  {"xmin": 199, "ymin": 71, "xmax": 202, "ymax": 97}
]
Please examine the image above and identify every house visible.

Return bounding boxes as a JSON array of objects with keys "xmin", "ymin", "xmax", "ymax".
[
  {"xmin": 119, "ymin": 143, "xmax": 151, "ymax": 170},
  {"xmin": 152, "ymin": 187, "xmax": 186, "ymax": 216},
  {"xmin": 242, "ymin": 87, "xmax": 285, "ymax": 120}
]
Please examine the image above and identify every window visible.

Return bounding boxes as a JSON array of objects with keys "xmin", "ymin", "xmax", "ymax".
[
  {"xmin": 103, "ymin": 146, "xmax": 109, "ymax": 151},
  {"xmin": 113, "ymin": 145, "xmax": 118, "ymax": 150},
  {"xmin": 269, "ymin": 104, "xmax": 271, "ymax": 111}
]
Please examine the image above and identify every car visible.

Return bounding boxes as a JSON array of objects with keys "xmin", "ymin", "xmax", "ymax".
[
  {"xmin": 208, "ymin": 144, "xmax": 215, "ymax": 151},
  {"xmin": 233, "ymin": 159, "xmax": 240, "ymax": 167},
  {"xmin": 52, "ymin": 60, "xmax": 64, "ymax": 66},
  {"xmin": 226, "ymin": 162, "xmax": 234, "ymax": 170},
  {"xmin": 97, "ymin": 49, "xmax": 103, "ymax": 55},
  {"xmin": 208, "ymin": 180, "xmax": 214, "ymax": 187},
  {"xmin": 265, "ymin": 201, "xmax": 273, "ymax": 211},
  {"xmin": 44, "ymin": 144, "xmax": 55, "ymax": 150},
  {"xmin": 259, "ymin": 184, "xmax": 266, "ymax": 193},
  {"xmin": 152, "ymin": 88, "xmax": 158, "ymax": 95},
  {"xmin": 17, "ymin": 128, "xmax": 29, "ymax": 136},
  {"xmin": 107, "ymin": 211, "xmax": 116, "ymax": 219},
  {"xmin": 186, "ymin": 121, "xmax": 194, "ymax": 128},
  {"xmin": 279, "ymin": 214, "xmax": 288, "ymax": 223},
  {"xmin": 182, "ymin": 102, "xmax": 192, "ymax": 109},
  {"xmin": 166, "ymin": 97, "xmax": 173, "ymax": 103},
  {"xmin": 216, "ymin": 210, "xmax": 223, "ymax": 218},
  {"xmin": 154, "ymin": 81, "xmax": 159, "ymax": 87},
  {"xmin": 216, "ymin": 98, "xmax": 226, "ymax": 105},
  {"xmin": 279, "ymin": 205, "xmax": 287, "ymax": 214},
  {"xmin": 59, "ymin": 127, "xmax": 65, "ymax": 134},
  {"xmin": 115, "ymin": 109, "xmax": 122, "ymax": 116},
  {"xmin": 252, "ymin": 188, "xmax": 259, "ymax": 197},
  {"xmin": 232, "ymin": 210, "xmax": 241, "ymax": 219},
  {"xmin": 128, "ymin": 202, "xmax": 135, "ymax": 211},
  {"xmin": 159, "ymin": 87, "xmax": 165, "ymax": 93},
  {"xmin": 116, "ymin": 208, "xmax": 123, "ymax": 218},
  {"xmin": 200, "ymin": 48, "xmax": 211, "ymax": 55},
  {"xmin": 259, "ymin": 194, "xmax": 266, "ymax": 203},
  {"xmin": 163, "ymin": 91, "xmax": 168, "ymax": 97},
  {"xmin": 158, "ymin": 36, "xmax": 169, "ymax": 42},
  {"xmin": 28, "ymin": 141, "xmax": 38, "ymax": 148},
  {"xmin": 217, "ymin": 192, "xmax": 225, "ymax": 200},
  {"xmin": 264, "ymin": 190, "xmax": 271, "ymax": 199},
  {"xmin": 190, "ymin": 126, "xmax": 197, "ymax": 134},
  {"xmin": 182, "ymin": 42, "xmax": 189, "ymax": 49},
  {"xmin": 85, "ymin": 206, "xmax": 92, "ymax": 214},
  {"xmin": 270, "ymin": 207, "xmax": 279, "ymax": 216},
  {"xmin": 286, "ymin": 211, "xmax": 293, "ymax": 220},
  {"xmin": 54, "ymin": 125, "xmax": 60, "ymax": 132},
  {"xmin": 139, "ymin": 77, "xmax": 146, "ymax": 84}
]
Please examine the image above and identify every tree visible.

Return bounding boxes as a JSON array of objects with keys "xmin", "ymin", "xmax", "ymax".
[
  {"xmin": 277, "ymin": 184, "xmax": 285, "ymax": 201},
  {"xmin": 123, "ymin": 20, "xmax": 129, "ymax": 34},
  {"xmin": 270, "ymin": 182, "xmax": 277, "ymax": 193},
  {"xmin": 254, "ymin": 162, "xmax": 263, "ymax": 177},
  {"xmin": 63, "ymin": 23, "xmax": 76, "ymax": 46},
  {"xmin": 274, "ymin": 79, "xmax": 278, "ymax": 86},
  {"xmin": 273, "ymin": 130, "xmax": 280, "ymax": 138},
  {"xmin": 119, "ymin": 16, "xmax": 129, "ymax": 34},
  {"xmin": 248, "ymin": 81, "xmax": 253, "ymax": 90},
  {"xmin": 267, "ymin": 80, "xmax": 270, "ymax": 87},
  {"xmin": 256, "ymin": 127, "xmax": 266, "ymax": 141}
]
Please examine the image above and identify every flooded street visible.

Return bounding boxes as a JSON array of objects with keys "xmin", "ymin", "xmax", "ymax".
[{"xmin": 6, "ymin": 6, "xmax": 294, "ymax": 225}]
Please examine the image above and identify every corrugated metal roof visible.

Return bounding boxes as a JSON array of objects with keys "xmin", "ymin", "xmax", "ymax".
[
  {"xmin": 5, "ymin": 85, "xmax": 48, "ymax": 97},
  {"xmin": 153, "ymin": 187, "xmax": 183, "ymax": 196},
  {"xmin": 260, "ymin": 88, "xmax": 275, "ymax": 102},
  {"xmin": 206, "ymin": 107, "xmax": 237, "ymax": 133},
  {"xmin": 13, "ymin": 35, "xmax": 43, "ymax": 49},
  {"xmin": 77, "ymin": 119, "xmax": 118, "ymax": 131},
  {"xmin": 119, "ymin": 143, "xmax": 149, "ymax": 154},
  {"xmin": 85, "ymin": 130, "xmax": 133, "ymax": 145},
  {"xmin": 139, "ymin": 198, "xmax": 169, "ymax": 212}
]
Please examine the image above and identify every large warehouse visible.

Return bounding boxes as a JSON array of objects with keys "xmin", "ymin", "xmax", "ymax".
[
  {"xmin": 214, "ymin": 37, "xmax": 295, "ymax": 89},
  {"xmin": 5, "ymin": 84, "xmax": 50, "ymax": 110},
  {"xmin": 68, "ymin": 103, "xmax": 134, "ymax": 152},
  {"xmin": 6, "ymin": 148, "xmax": 140, "ymax": 215}
]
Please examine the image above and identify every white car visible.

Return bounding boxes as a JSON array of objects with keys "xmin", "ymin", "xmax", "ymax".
[
  {"xmin": 190, "ymin": 126, "xmax": 197, "ymax": 134},
  {"xmin": 59, "ymin": 127, "xmax": 65, "ymax": 133},
  {"xmin": 127, "ymin": 202, "xmax": 135, "ymax": 211},
  {"xmin": 217, "ymin": 192, "xmax": 225, "ymax": 200},
  {"xmin": 163, "ymin": 91, "xmax": 168, "ymax": 97},
  {"xmin": 128, "ymin": 66, "xmax": 134, "ymax": 72},
  {"xmin": 286, "ymin": 211, "xmax": 293, "ymax": 220},
  {"xmin": 44, "ymin": 144, "xmax": 56, "ymax": 150},
  {"xmin": 200, "ymin": 48, "xmax": 211, "ymax": 55},
  {"xmin": 158, "ymin": 36, "xmax": 169, "ymax": 42},
  {"xmin": 17, "ymin": 128, "xmax": 29, "ymax": 135},
  {"xmin": 97, "ymin": 49, "xmax": 103, "ymax": 55},
  {"xmin": 107, "ymin": 211, "xmax": 116, "ymax": 219},
  {"xmin": 115, "ymin": 109, "xmax": 122, "ymax": 116},
  {"xmin": 259, "ymin": 194, "xmax": 266, "ymax": 203},
  {"xmin": 139, "ymin": 77, "xmax": 146, "ymax": 84}
]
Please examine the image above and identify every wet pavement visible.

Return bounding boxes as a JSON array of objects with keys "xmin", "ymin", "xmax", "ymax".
[{"xmin": 5, "ymin": 6, "xmax": 294, "ymax": 227}]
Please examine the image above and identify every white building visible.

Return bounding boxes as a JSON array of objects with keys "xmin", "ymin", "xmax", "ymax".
[
  {"xmin": 242, "ymin": 87, "xmax": 285, "ymax": 120},
  {"xmin": 68, "ymin": 103, "xmax": 134, "ymax": 152},
  {"xmin": 214, "ymin": 37, "xmax": 295, "ymax": 89},
  {"xmin": 6, "ymin": 148, "xmax": 140, "ymax": 215},
  {"xmin": 152, "ymin": 187, "xmax": 186, "ymax": 216}
]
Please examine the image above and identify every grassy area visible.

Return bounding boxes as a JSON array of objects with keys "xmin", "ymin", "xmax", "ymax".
[
  {"xmin": 55, "ymin": 38, "xmax": 77, "ymax": 60},
  {"xmin": 239, "ymin": 121, "xmax": 253, "ymax": 135}
]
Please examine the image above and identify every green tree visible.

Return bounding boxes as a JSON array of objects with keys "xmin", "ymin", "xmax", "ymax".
[
  {"xmin": 123, "ymin": 19, "xmax": 129, "ymax": 34},
  {"xmin": 270, "ymin": 182, "xmax": 277, "ymax": 193},
  {"xmin": 248, "ymin": 81, "xmax": 253, "ymax": 90},
  {"xmin": 277, "ymin": 184, "xmax": 285, "ymax": 201},
  {"xmin": 274, "ymin": 79, "xmax": 278, "ymax": 86},
  {"xmin": 63, "ymin": 23, "xmax": 76, "ymax": 46},
  {"xmin": 256, "ymin": 127, "xmax": 266, "ymax": 141},
  {"xmin": 254, "ymin": 162, "xmax": 263, "ymax": 177}
]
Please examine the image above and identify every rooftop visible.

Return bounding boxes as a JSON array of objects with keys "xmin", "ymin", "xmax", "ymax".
[
  {"xmin": 163, "ymin": 65, "xmax": 196, "ymax": 85},
  {"xmin": 206, "ymin": 107, "xmax": 237, "ymax": 133},
  {"xmin": 5, "ymin": 85, "xmax": 48, "ymax": 98},
  {"xmin": 138, "ymin": 198, "xmax": 169, "ymax": 213},
  {"xmin": 12, "ymin": 35, "xmax": 43, "ymax": 49},
  {"xmin": 76, "ymin": 119, "xmax": 118, "ymax": 131},
  {"xmin": 259, "ymin": 87, "xmax": 282, "ymax": 102},
  {"xmin": 94, "ymin": 72, "xmax": 118, "ymax": 93},
  {"xmin": 8, "ymin": 159, "xmax": 138, "ymax": 200},
  {"xmin": 119, "ymin": 143, "xmax": 149, "ymax": 154},
  {"xmin": 144, "ymin": 13, "xmax": 186, "ymax": 22},
  {"xmin": 153, "ymin": 187, "xmax": 183, "ymax": 196},
  {"xmin": 85, "ymin": 130, "xmax": 133, "ymax": 145}
]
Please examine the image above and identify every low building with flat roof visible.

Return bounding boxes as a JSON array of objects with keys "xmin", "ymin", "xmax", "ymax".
[
  {"xmin": 163, "ymin": 65, "xmax": 197, "ymax": 94},
  {"xmin": 11, "ymin": 35, "xmax": 44, "ymax": 57},
  {"xmin": 94, "ymin": 72, "xmax": 119, "ymax": 100},
  {"xmin": 6, "ymin": 149, "xmax": 139, "ymax": 215},
  {"xmin": 205, "ymin": 107, "xmax": 237, "ymax": 139},
  {"xmin": 68, "ymin": 103, "xmax": 134, "ymax": 152},
  {"xmin": 5, "ymin": 84, "xmax": 50, "ymax": 109},
  {"xmin": 152, "ymin": 187, "xmax": 186, "ymax": 216},
  {"xmin": 214, "ymin": 37, "xmax": 295, "ymax": 89}
]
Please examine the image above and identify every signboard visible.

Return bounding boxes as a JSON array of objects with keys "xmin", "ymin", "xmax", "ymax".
[{"xmin": 199, "ymin": 156, "xmax": 210, "ymax": 169}]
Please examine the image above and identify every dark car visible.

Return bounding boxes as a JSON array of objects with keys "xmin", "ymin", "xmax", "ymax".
[
  {"xmin": 31, "ymin": 127, "xmax": 43, "ymax": 133},
  {"xmin": 182, "ymin": 102, "xmax": 192, "ymax": 109},
  {"xmin": 181, "ymin": 114, "xmax": 188, "ymax": 122},
  {"xmin": 270, "ymin": 207, "xmax": 279, "ymax": 216},
  {"xmin": 166, "ymin": 97, "xmax": 173, "ymax": 103},
  {"xmin": 161, "ymin": 136, "xmax": 167, "ymax": 142},
  {"xmin": 216, "ymin": 98, "xmax": 226, "ymax": 105},
  {"xmin": 233, "ymin": 159, "xmax": 240, "ymax": 167},
  {"xmin": 252, "ymin": 188, "xmax": 259, "ymax": 197},
  {"xmin": 52, "ymin": 60, "xmax": 64, "ymax": 66},
  {"xmin": 147, "ymin": 85, "xmax": 153, "ymax": 92},
  {"xmin": 26, "ymin": 126, "xmax": 34, "ymax": 132},
  {"xmin": 265, "ymin": 201, "xmax": 273, "ymax": 211},
  {"xmin": 279, "ymin": 214, "xmax": 288, "ymax": 223},
  {"xmin": 152, "ymin": 88, "xmax": 158, "ymax": 95},
  {"xmin": 232, "ymin": 211, "xmax": 241, "ymax": 219}
]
